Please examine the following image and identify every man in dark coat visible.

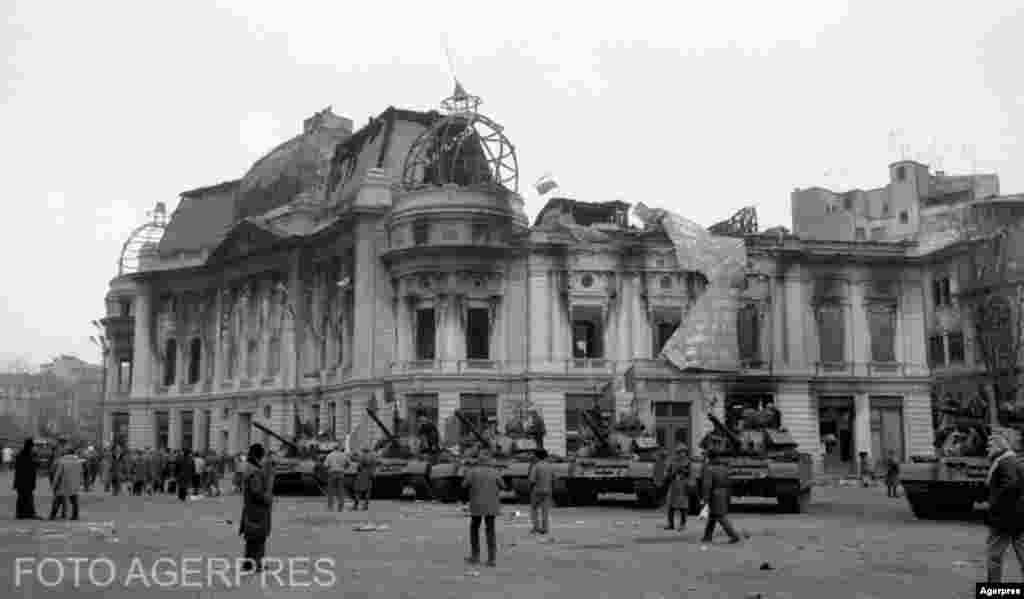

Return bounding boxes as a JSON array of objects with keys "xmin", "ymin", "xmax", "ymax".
[
  {"xmin": 462, "ymin": 449, "xmax": 506, "ymax": 567},
  {"xmin": 13, "ymin": 438, "xmax": 40, "ymax": 519},
  {"xmin": 985, "ymin": 433, "xmax": 1024, "ymax": 582},
  {"xmin": 239, "ymin": 443, "xmax": 275, "ymax": 573},
  {"xmin": 700, "ymin": 450, "xmax": 741, "ymax": 544},
  {"xmin": 352, "ymin": 448, "xmax": 376, "ymax": 510},
  {"xmin": 664, "ymin": 445, "xmax": 692, "ymax": 531},
  {"xmin": 175, "ymin": 449, "xmax": 195, "ymax": 501}
]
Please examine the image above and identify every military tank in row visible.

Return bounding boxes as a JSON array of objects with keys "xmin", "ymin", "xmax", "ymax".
[
  {"xmin": 346, "ymin": 407, "xmax": 440, "ymax": 500},
  {"xmin": 252, "ymin": 421, "xmax": 334, "ymax": 493}
]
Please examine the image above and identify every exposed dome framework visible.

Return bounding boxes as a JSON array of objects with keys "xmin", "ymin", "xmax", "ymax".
[
  {"xmin": 402, "ymin": 82, "xmax": 519, "ymax": 193},
  {"xmin": 118, "ymin": 202, "xmax": 168, "ymax": 275}
]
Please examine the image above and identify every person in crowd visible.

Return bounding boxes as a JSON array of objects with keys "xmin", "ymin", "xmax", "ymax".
[
  {"xmin": 14, "ymin": 438, "xmax": 40, "ymax": 519},
  {"xmin": 859, "ymin": 451, "xmax": 873, "ymax": 487},
  {"xmin": 166, "ymin": 451, "xmax": 178, "ymax": 495},
  {"xmin": 233, "ymin": 453, "xmax": 246, "ymax": 494},
  {"xmin": 700, "ymin": 449, "xmax": 741, "ymax": 544},
  {"xmin": 2, "ymin": 444, "xmax": 12, "ymax": 472},
  {"xmin": 175, "ymin": 449, "xmax": 194, "ymax": 501},
  {"xmin": 884, "ymin": 449, "xmax": 900, "ymax": 498},
  {"xmin": 664, "ymin": 444, "xmax": 692, "ymax": 532},
  {"xmin": 352, "ymin": 447, "xmax": 376, "ymax": 511},
  {"xmin": 462, "ymin": 449, "xmax": 505, "ymax": 567},
  {"xmin": 205, "ymin": 452, "xmax": 221, "ymax": 497},
  {"xmin": 148, "ymin": 449, "xmax": 164, "ymax": 495},
  {"xmin": 109, "ymin": 445, "xmax": 125, "ymax": 496},
  {"xmin": 239, "ymin": 443, "xmax": 274, "ymax": 574},
  {"xmin": 323, "ymin": 444, "xmax": 348, "ymax": 511},
  {"xmin": 193, "ymin": 451, "xmax": 206, "ymax": 496},
  {"xmin": 100, "ymin": 447, "xmax": 111, "ymax": 493},
  {"xmin": 985, "ymin": 433, "xmax": 1024, "ymax": 583},
  {"xmin": 133, "ymin": 450, "xmax": 147, "ymax": 496},
  {"xmin": 49, "ymin": 446, "xmax": 83, "ymax": 521},
  {"xmin": 653, "ymin": 448, "xmax": 670, "ymax": 502},
  {"xmin": 528, "ymin": 449, "xmax": 554, "ymax": 535}
]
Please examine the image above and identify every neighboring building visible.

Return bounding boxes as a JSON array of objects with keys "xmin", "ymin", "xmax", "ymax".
[
  {"xmin": 97, "ymin": 86, "xmax": 935, "ymax": 476},
  {"xmin": 792, "ymin": 160, "xmax": 1023, "ymax": 243},
  {"xmin": 37, "ymin": 355, "xmax": 102, "ymax": 439}
]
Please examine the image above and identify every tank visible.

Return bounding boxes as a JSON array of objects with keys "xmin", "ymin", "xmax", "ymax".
[
  {"xmin": 559, "ymin": 409, "xmax": 664, "ymax": 508},
  {"xmin": 694, "ymin": 410, "xmax": 814, "ymax": 513},
  {"xmin": 899, "ymin": 415, "xmax": 1002, "ymax": 519},
  {"xmin": 344, "ymin": 408, "xmax": 434, "ymax": 500},
  {"xmin": 251, "ymin": 421, "xmax": 329, "ymax": 494}
]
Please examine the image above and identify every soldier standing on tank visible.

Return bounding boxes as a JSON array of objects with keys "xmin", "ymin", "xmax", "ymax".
[{"xmin": 417, "ymin": 413, "xmax": 440, "ymax": 454}]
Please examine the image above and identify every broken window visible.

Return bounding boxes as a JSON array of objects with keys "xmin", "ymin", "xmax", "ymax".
[
  {"xmin": 896, "ymin": 166, "xmax": 906, "ymax": 181},
  {"xmin": 928, "ymin": 335, "xmax": 945, "ymax": 367},
  {"xmin": 654, "ymin": 321, "xmax": 679, "ymax": 355},
  {"xmin": 188, "ymin": 338, "xmax": 201, "ymax": 384},
  {"xmin": 413, "ymin": 221, "xmax": 430, "ymax": 245},
  {"xmin": 867, "ymin": 305, "xmax": 896, "ymax": 363},
  {"xmin": 816, "ymin": 303, "xmax": 845, "ymax": 364},
  {"xmin": 737, "ymin": 303, "xmax": 762, "ymax": 366},
  {"xmin": 465, "ymin": 307, "xmax": 490, "ymax": 360},
  {"xmin": 163, "ymin": 338, "xmax": 177, "ymax": 386},
  {"xmin": 571, "ymin": 306, "xmax": 603, "ymax": 359},
  {"xmin": 155, "ymin": 411, "xmax": 169, "ymax": 450},
  {"xmin": 119, "ymin": 299, "xmax": 132, "ymax": 317},
  {"xmin": 415, "ymin": 308, "xmax": 436, "ymax": 360},
  {"xmin": 948, "ymin": 331, "xmax": 965, "ymax": 363},
  {"xmin": 899, "ymin": 210, "xmax": 909, "ymax": 224}
]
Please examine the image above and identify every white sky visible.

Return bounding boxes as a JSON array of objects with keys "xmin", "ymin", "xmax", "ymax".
[{"xmin": 2, "ymin": 1, "xmax": 1022, "ymax": 368}]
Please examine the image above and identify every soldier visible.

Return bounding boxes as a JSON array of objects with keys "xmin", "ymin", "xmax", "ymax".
[
  {"xmin": 323, "ymin": 444, "xmax": 348, "ymax": 511},
  {"xmin": 417, "ymin": 412, "xmax": 440, "ymax": 454},
  {"xmin": 699, "ymin": 448, "xmax": 741, "ymax": 544},
  {"xmin": 759, "ymin": 399, "xmax": 781, "ymax": 429},
  {"xmin": 526, "ymin": 409, "xmax": 546, "ymax": 450},
  {"xmin": 664, "ymin": 445, "xmax": 693, "ymax": 531},
  {"xmin": 352, "ymin": 447, "xmax": 376, "ymax": 510}
]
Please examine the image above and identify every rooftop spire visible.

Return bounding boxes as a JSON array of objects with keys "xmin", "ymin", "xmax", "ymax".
[{"xmin": 441, "ymin": 78, "xmax": 482, "ymax": 114}]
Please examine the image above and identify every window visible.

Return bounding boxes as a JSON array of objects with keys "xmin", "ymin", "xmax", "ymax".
[
  {"xmin": 413, "ymin": 221, "xmax": 429, "ymax": 245},
  {"xmin": 928, "ymin": 335, "xmax": 945, "ymax": 367},
  {"xmin": 737, "ymin": 303, "xmax": 762, "ymax": 366},
  {"xmin": 415, "ymin": 308, "xmax": 436, "ymax": 360},
  {"xmin": 816, "ymin": 303, "xmax": 845, "ymax": 364},
  {"xmin": 868, "ymin": 305, "xmax": 896, "ymax": 363},
  {"xmin": 896, "ymin": 166, "xmax": 906, "ymax": 181},
  {"xmin": 118, "ymin": 359, "xmax": 132, "ymax": 393},
  {"xmin": 312, "ymin": 404, "xmax": 320, "ymax": 435},
  {"xmin": 843, "ymin": 196, "xmax": 852, "ymax": 211},
  {"xmin": 181, "ymin": 410, "xmax": 194, "ymax": 451},
  {"xmin": 932, "ymin": 277, "xmax": 952, "ymax": 307},
  {"xmin": 263, "ymin": 405, "xmax": 271, "ymax": 420},
  {"xmin": 948, "ymin": 332, "xmax": 965, "ymax": 363},
  {"xmin": 119, "ymin": 299, "xmax": 132, "ymax": 317},
  {"xmin": 564, "ymin": 394, "xmax": 611, "ymax": 435},
  {"xmin": 654, "ymin": 321, "xmax": 679, "ymax": 355},
  {"xmin": 941, "ymin": 278, "xmax": 951, "ymax": 305},
  {"xmin": 163, "ymin": 339, "xmax": 177, "ymax": 386},
  {"xmin": 472, "ymin": 222, "xmax": 488, "ymax": 243},
  {"xmin": 465, "ymin": 308, "xmax": 490, "ymax": 360},
  {"xmin": 659, "ymin": 276, "xmax": 672, "ymax": 290},
  {"xmin": 459, "ymin": 394, "xmax": 497, "ymax": 438},
  {"xmin": 855, "ymin": 228, "xmax": 866, "ymax": 241},
  {"xmin": 899, "ymin": 210, "xmax": 909, "ymax": 224},
  {"xmin": 187, "ymin": 338, "xmax": 201, "ymax": 384},
  {"xmin": 155, "ymin": 411, "xmax": 169, "ymax": 450}
]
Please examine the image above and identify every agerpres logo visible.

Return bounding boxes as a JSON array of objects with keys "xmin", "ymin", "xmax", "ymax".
[{"xmin": 13, "ymin": 557, "xmax": 337, "ymax": 589}]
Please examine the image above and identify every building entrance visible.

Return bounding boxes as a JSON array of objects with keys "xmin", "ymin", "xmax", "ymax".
[
  {"xmin": 653, "ymin": 402, "xmax": 691, "ymax": 451},
  {"xmin": 819, "ymin": 396, "xmax": 854, "ymax": 475}
]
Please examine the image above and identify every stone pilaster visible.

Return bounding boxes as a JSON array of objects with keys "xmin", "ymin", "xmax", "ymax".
[
  {"xmin": 775, "ymin": 380, "xmax": 822, "ymax": 473},
  {"xmin": 168, "ymin": 409, "xmax": 181, "ymax": 450},
  {"xmin": 783, "ymin": 269, "xmax": 808, "ymax": 371},
  {"xmin": 900, "ymin": 270, "xmax": 929, "ymax": 376},
  {"xmin": 284, "ymin": 251, "xmax": 302, "ymax": 388},
  {"xmin": 854, "ymin": 392, "xmax": 872, "ymax": 468},
  {"xmin": 551, "ymin": 272, "xmax": 569, "ymax": 362},
  {"xmin": 632, "ymin": 279, "xmax": 651, "ymax": 360},
  {"xmin": 851, "ymin": 278, "xmax": 868, "ymax": 373},
  {"xmin": 903, "ymin": 388, "xmax": 934, "ymax": 459},
  {"xmin": 528, "ymin": 269, "xmax": 548, "ymax": 366},
  {"xmin": 131, "ymin": 283, "xmax": 154, "ymax": 397},
  {"xmin": 395, "ymin": 296, "xmax": 411, "ymax": 364}
]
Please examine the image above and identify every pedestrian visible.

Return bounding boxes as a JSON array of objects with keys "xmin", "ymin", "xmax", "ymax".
[
  {"xmin": 49, "ymin": 446, "xmax": 83, "ymax": 521},
  {"xmin": 110, "ymin": 445, "xmax": 124, "ymax": 496},
  {"xmin": 193, "ymin": 452, "xmax": 205, "ymax": 495},
  {"xmin": 984, "ymin": 433, "xmax": 1024, "ymax": 583},
  {"xmin": 653, "ymin": 448, "xmax": 669, "ymax": 501},
  {"xmin": 884, "ymin": 449, "xmax": 900, "ymax": 498},
  {"xmin": 699, "ymin": 449, "xmax": 741, "ymax": 544},
  {"xmin": 239, "ymin": 443, "xmax": 275, "ymax": 573},
  {"xmin": 14, "ymin": 438, "xmax": 40, "ymax": 519},
  {"xmin": 352, "ymin": 447, "xmax": 376, "ymax": 510},
  {"xmin": 528, "ymin": 449, "xmax": 553, "ymax": 535},
  {"xmin": 323, "ymin": 444, "xmax": 348, "ymax": 511},
  {"xmin": 2, "ymin": 444, "xmax": 12, "ymax": 472},
  {"xmin": 664, "ymin": 445, "xmax": 692, "ymax": 532},
  {"xmin": 206, "ymin": 453, "xmax": 221, "ymax": 497},
  {"xmin": 462, "ymin": 449, "xmax": 504, "ymax": 567},
  {"xmin": 149, "ymin": 449, "xmax": 164, "ymax": 495},
  {"xmin": 100, "ymin": 448, "xmax": 111, "ymax": 493},
  {"xmin": 859, "ymin": 451, "xmax": 872, "ymax": 487},
  {"xmin": 233, "ymin": 453, "xmax": 245, "ymax": 494},
  {"xmin": 176, "ymin": 449, "xmax": 194, "ymax": 501},
  {"xmin": 132, "ymin": 451, "xmax": 147, "ymax": 496}
]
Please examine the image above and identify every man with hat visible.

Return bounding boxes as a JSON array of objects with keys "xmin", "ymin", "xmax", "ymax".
[
  {"xmin": 462, "ymin": 448, "xmax": 506, "ymax": 567},
  {"xmin": 984, "ymin": 432, "xmax": 1024, "ymax": 582},
  {"xmin": 664, "ymin": 444, "xmax": 692, "ymax": 531}
]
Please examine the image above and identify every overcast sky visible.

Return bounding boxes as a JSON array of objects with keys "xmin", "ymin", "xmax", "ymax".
[{"xmin": 2, "ymin": 1, "xmax": 1022, "ymax": 369}]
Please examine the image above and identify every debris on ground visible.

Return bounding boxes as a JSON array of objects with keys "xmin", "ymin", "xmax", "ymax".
[
  {"xmin": 352, "ymin": 523, "xmax": 390, "ymax": 532},
  {"xmin": 760, "ymin": 562, "xmax": 774, "ymax": 571}
]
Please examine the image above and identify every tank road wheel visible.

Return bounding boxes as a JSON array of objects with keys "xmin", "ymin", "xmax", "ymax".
[{"xmin": 778, "ymin": 490, "xmax": 811, "ymax": 514}]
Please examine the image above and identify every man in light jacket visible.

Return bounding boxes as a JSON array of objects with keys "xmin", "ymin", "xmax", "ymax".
[
  {"xmin": 323, "ymin": 445, "xmax": 348, "ymax": 511},
  {"xmin": 462, "ymin": 449, "xmax": 505, "ymax": 567},
  {"xmin": 985, "ymin": 433, "xmax": 1024, "ymax": 582},
  {"xmin": 50, "ymin": 447, "xmax": 83, "ymax": 521},
  {"xmin": 528, "ymin": 449, "xmax": 554, "ymax": 535}
]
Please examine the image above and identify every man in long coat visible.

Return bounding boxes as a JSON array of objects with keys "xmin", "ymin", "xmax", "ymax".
[
  {"xmin": 664, "ymin": 445, "xmax": 692, "ymax": 531},
  {"xmin": 239, "ymin": 443, "xmax": 275, "ymax": 573},
  {"xmin": 462, "ymin": 449, "xmax": 506, "ymax": 567},
  {"xmin": 352, "ymin": 448, "xmax": 376, "ymax": 510},
  {"xmin": 175, "ymin": 449, "xmax": 194, "ymax": 501},
  {"xmin": 700, "ymin": 450, "xmax": 741, "ymax": 544},
  {"xmin": 49, "ymin": 446, "xmax": 83, "ymax": 520},
  {"xmin": 985, "ymin": 433, "xmax": 1024, "ymax": 582},
  {"xmin": 13, "ymin": 438, "xmax": 40, "ymax": 519}
]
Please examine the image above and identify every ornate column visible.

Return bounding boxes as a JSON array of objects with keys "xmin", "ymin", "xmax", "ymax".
[
  {"xmin": 551, "ymin": 271, "xmax": 569, "ymax": 361},
  {"xmin": 784, "ymin": 267, "xmax": 808, "ymax": 371},
  {"xmin": 854, "ymin": 392, "xmax": 872, "ymax": 472},
  {"xmin": 850, "ymin": 278, "xmax": 868, "ymax": 374},
  {"xmin": 394, "ymin": 294, "xmax": 411, "ymax": 364},
  {"xmin": 131, "ymin": 282, "xmax": 154, "ymax": 397},
  {"xmin": 528, "ymin": 268, "xmax": 548, "ymax": 367}
]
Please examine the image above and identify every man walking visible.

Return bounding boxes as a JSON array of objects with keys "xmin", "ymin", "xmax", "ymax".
[
  {"xmin": 176, "ymin": 449, "xmax": 194, "ymax": 501},
  {"xmin": 528, "ymin": 449, "xmax": 554, "ymax": 535},
  {"xmin": 664, "ymin": 445, "xmax": 692, "ymax": 531},
  {"xmin": 49, "ymin": 446, "xmax": 83, "ymax": 521},
  {"xmin": 462, "ymin": 449, "xmax": 505, "ymax": 567},
  {"xmin": 700, "ymin": 449, "xmax": 741, "ymax": 544},
  {"xmin": 352, "ymin": 447, "xmax": 376, "ymax": 511},
  {"xmin": 323, "ymin": 444, "xmax": 348, "ymax": 511},
  {"xmin": 985, "ymin": 433, "xmax": 1024, "ymax": 582},
  {"xmin": 239, "ymin": 443, "xmax": 275, "ymax": 573},
  {"xmin": 884, "ymin": 449, "xmax": 900, "ymax": 498},
  {"xmin": 14, "ymin": 438, "xmax": 40, "ymax": 519}
]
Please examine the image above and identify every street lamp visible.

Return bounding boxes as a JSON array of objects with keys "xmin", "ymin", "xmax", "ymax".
[{"xmin": 90, "ymin": 321, "xmax": 109, "ymax": 447}]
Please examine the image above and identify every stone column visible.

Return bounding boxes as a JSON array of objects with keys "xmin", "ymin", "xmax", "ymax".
[
  {"xmin": 775, "ymin": 380, "xmax": 822, "ymax": 474},
  {"xmin": 784, "ymin": 269, "xmax": 808, "ymax": 372},
  {"xmin": 771, "ymin": 277, "xmax": 786, "ymax": 365},
  {"xmin": 195, "ymin": 409, "xmax": 209, "ymax": 452},
  {"xmin": 632, "ymin": 281, "xmax": 651, "ymax": 360},
  {"xmin": 168, "ymin": 409, "xmax": 181, "ymax": 451},
  {"xmin": 528, "ymin": 269, "xmax": 548, "ymax": 367},
  {"xmin": 213, "ymin": 287, "xmax": 225, "ymax": 387},
  {"xmin": 395, "ymin": 295, "xmax": 411, "ymax": 364},
  {"xmin": 854, "ymin": 392, "xmax": 872, "ymax": 472},
  {"xmin": 131, "ymin": 283, "xmax": 154, "ymax": 397},
  {"xmin": 850, "ymin": 279, "xmax": 868, "ymax": 374},
  {"xmin": 551, "ymin": 272, "xmax": 569, "ymax": 363},
  {"xmin": 285, "ymin": 251, "xmax": 302, "ymax": 388},
  {"xmin": 900, "ymin": 271, "xmax": 928, "ymax": 377},
  {"xmin": 352, "ymin": 217, "xmax": 379, "ymax": 379}
]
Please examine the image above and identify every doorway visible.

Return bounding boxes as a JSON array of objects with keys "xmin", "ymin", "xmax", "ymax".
[
  {"xmin": 237, "ymin": 412, "xmax": 252, "ymax": 454},
  {"xmin": 818, "ymin": 396, "xmax": 854, "ymax": 475},
  {"xmin": 653, "ymin": 402, "xmax": 691, "ymax": 451}
]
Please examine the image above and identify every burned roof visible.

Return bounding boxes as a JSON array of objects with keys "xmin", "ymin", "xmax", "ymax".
[
  {"xmin": 534, "ymin": 197, "xmax": 630, "ymax": 229},
  {"xmin": 157, "ymin": 186, "xmax": 237, "ymax": 255}
]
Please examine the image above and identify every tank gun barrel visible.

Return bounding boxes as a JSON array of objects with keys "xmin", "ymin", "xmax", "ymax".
[
  {"xmin": 707, "ymin": 412, "xmax": 743, "ymax": 450},
  {"xmin": 366, "ymin": 407, "xmax": 399, "ymax": 443},
  {"xmin": 580, "ymin": 410, "xmax": 611, "ymax": 449},
  {"xmin": 251, "ymin": 421, "xmax": 300, "ymax": 453},
  {"xmin": 454, "ymin": 410, "xmax": 493, "ymax": 451}
]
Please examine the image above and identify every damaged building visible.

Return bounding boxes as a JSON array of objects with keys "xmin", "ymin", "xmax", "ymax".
[{"xmin": 98, "ymin": 85, "xmax": 936, "ymax": 476}]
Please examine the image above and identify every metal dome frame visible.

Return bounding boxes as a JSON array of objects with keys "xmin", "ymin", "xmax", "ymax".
[
  {"xmin": 118, "ymin": 203, "xmax": 168, "ymax": 276},
  {"xmin": 401, "ymin": 84, "xmax": 519, "ymax": 194}
]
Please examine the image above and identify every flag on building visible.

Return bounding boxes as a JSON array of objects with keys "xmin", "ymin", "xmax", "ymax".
[{"xmin": 535, "ymin": 174, "xmax": 558, "ymax": 196}]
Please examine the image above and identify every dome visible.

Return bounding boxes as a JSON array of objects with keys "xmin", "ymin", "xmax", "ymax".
[
  {"xmin": 401, "ymin": 82, "xmax": 518, "ymax": 194},
  {"xmin": 235, "ymin": 107, "xmax": 353, "ymax": 221},
  {"xmin": 118, "ymin": 202, "xmax": 168, "ymax": 275}
]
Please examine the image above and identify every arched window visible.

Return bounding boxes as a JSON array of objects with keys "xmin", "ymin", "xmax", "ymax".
[
  {"xmin": 188, "ymin": 338, "xmax": 201, "ymax": 384},
  {"xmin": 163, "ymin": 338, "xmax": 177, "ymax": 387}
]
